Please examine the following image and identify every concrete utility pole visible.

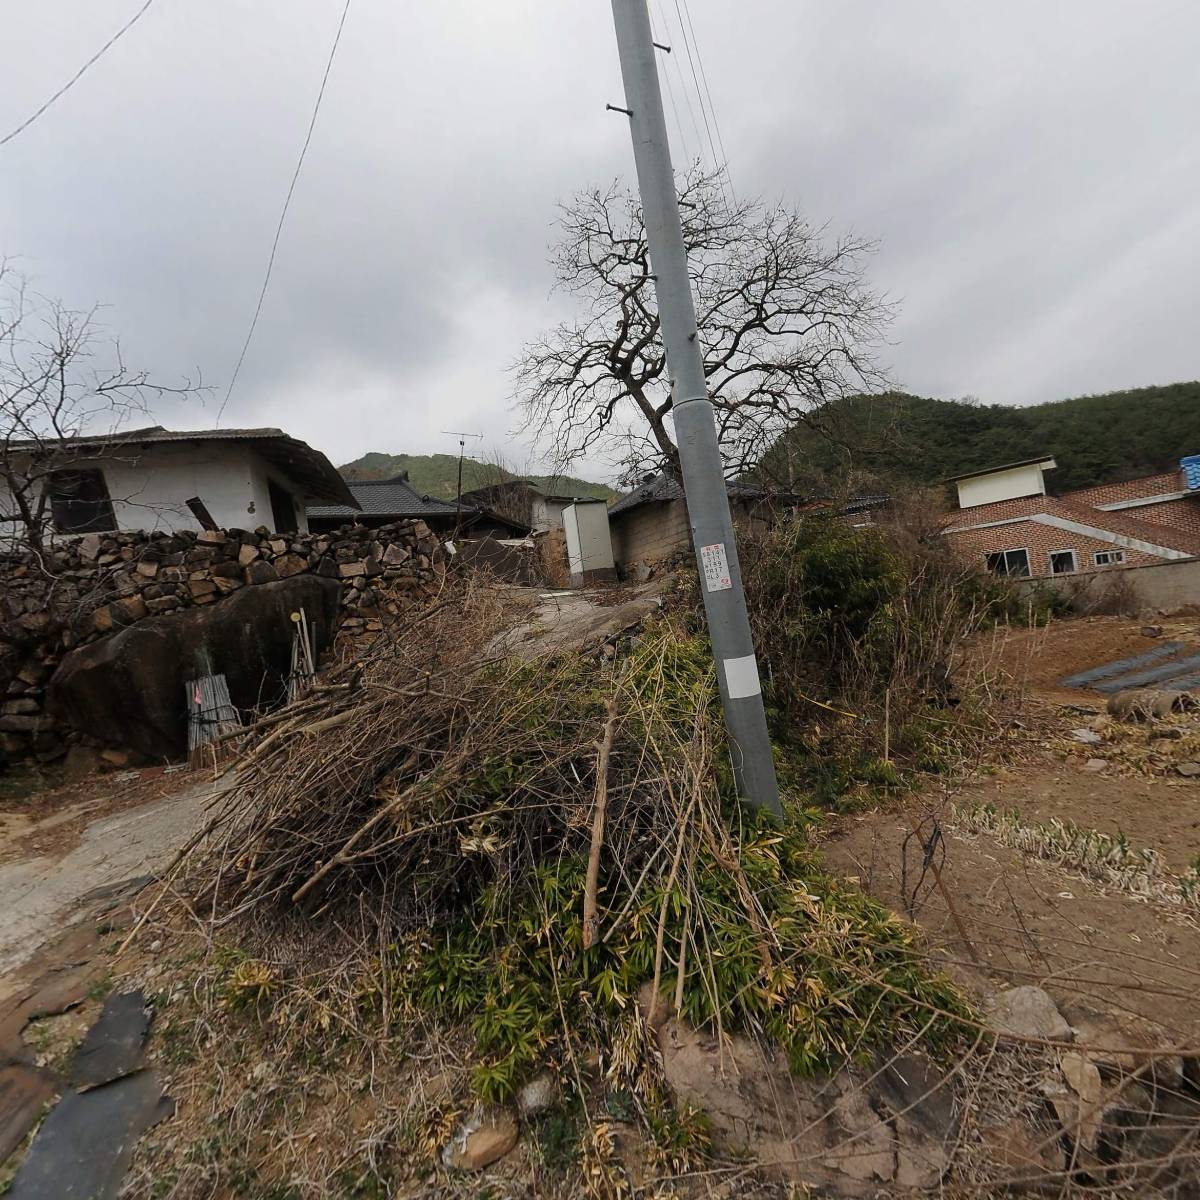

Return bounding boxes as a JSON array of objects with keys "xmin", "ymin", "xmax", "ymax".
[{"xmin": 608, "ymin": 0, "xmax": 781, "ymax": 816}]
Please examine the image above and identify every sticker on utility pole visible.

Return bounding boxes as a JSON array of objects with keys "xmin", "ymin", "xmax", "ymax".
[
  {"xmin": 724, "ymin": 654, "xmax": 761, "ymax": 698},
  {"xmin": 700, "ymin": 542, "xmax": 732, "ymax": 591}
]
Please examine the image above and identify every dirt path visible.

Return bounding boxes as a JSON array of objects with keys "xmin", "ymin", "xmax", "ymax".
[{"xmin": 0, "ymin": 778, "xmax": 219, "ymax": 981}]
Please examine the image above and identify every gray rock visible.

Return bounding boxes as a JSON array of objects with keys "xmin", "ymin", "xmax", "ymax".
[
  {"xmin": 654, "ymin": 1016, "xmax": 959, "ymax": 1194},
  {"xmin": 986, "ymin": 986, "xmax": 1073, "ymax": 1042},
  {"xmin": 47, "ymin": 576, "xmax": 341, "ymax": 759},
  {"xmin": 516, "ymin": 1072, "xmax": 558, "ymax": 1119},
  {"xmin": 1175, "ymin": 761, "xmax": 1200, "ymax": 778}
]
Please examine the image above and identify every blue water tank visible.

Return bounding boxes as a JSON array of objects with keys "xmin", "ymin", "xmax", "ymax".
[{"xmin": 1183, "ymin": 455, "xmax": 1200, "ymax": 491}]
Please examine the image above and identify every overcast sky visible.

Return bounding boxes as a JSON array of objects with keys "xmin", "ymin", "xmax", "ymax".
[{"xmin": 3, "ymin": 1, "xmax": 1197, "ymax": 484}]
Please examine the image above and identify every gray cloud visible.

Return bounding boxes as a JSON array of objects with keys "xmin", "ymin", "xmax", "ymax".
[{"xmin": 2, "ymin": 1, "xmax": 1197, "ymax": 480}]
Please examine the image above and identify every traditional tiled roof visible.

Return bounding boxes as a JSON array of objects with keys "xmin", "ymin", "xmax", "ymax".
[{"xmin": 307, "ymin": 476, "xmax": 461, "ymax": 521}]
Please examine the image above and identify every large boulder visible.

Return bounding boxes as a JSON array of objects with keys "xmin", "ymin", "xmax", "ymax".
[{"xmin": 47, "ymin": 576, "xmax": 341, "ymax": 760}]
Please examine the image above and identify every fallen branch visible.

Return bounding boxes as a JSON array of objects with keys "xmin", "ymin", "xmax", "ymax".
[{"xmin": 582, "ymin": 696, "xmax": 619, "ymax": 949}]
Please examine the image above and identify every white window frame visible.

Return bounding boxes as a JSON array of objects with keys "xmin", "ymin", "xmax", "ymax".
[
  {"xmin": 1094, "ymin": 549, "xmax": 1126, "ymax": 566},
  {"xmin": 1048, "ymin": 549, "xmax": 1078, "ymax": 575},
  {"xmin": 985, "ymin": 547, "xmax": 1031, "ymax": 578}
]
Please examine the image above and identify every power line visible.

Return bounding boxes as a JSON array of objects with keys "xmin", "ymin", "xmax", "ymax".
[
  {"xmin": 678, "ymin": 0, "xmax": 737, "ymax": 202},
  {"xmin": 648, "ymin": 4, "xmax": 690, "ymax": 165},
  {"xmin": 671, "ymin": 0, "xmax": 724, "ymax": 190},
  {"xmin": 655, "ymin": 1, "xmax": 704, "ymax": 167},
  {"xmin": 217, "ymin": 0, "xmax": 353, "ymax": 423},
  {"xmin": 1, "ymin": 0, "xmax": 159, "ymax": 149}
]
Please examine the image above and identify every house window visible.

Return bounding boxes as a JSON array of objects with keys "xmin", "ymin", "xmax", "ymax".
[
  {"xmin": 267, "ymin": 479, "xmax": 298, "ymax": 534},
  {"xmin": 985, "ymin": 548, "xmax": 1030, "ymax": 577},
  {"xmin": 46, "ymin": 469, "xmax": 117, "ymax": 534},
  {"xmin": 1094, "ymin": 549, "xmax": 1126, "ymax": 566},
  {"xmin": 1048, "ymin": 550, "xmax": 1077, "ymax": 575}
]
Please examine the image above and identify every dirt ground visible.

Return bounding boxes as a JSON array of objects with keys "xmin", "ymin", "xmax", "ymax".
[
  {"xmin": 0, "ymin": 766, "xmax": 219, "ymax": 984},
  {"xmin": 5, "ymin": 605, "xmax": 1200, "ymax": 1196},
  {"xmin": 824, "ymin": 614, "xmax": 1200, "ymax": 1049}
]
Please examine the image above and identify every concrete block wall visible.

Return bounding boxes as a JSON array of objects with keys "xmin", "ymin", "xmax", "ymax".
[
  {"xmin": 610, "ymin": 500, "xmax": 691, "ymax": 569},
  {"xmin": 1019, "ymin": 555, "xmax": 1200, "ymax": 616}
]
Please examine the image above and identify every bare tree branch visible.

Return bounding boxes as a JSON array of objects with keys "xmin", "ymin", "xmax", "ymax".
[
  {"xmin": 0, "ymin": 265, "xmax": 199, "ymax": 553},
  {"xmin": 513, "ymin": 165, "xmax": 893, "ymax": 485}
]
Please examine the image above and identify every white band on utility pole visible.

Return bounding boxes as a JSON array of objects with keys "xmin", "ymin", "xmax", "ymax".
[{"xmin": 723, "ymin": 655, "xmax": 761, "ymax": 699}]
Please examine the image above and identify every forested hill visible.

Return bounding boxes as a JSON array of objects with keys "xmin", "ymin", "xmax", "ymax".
[
  {"xmin": 337, "ymin": 451, "xmax": 616, "ymax": 502},
  {"xmin": 759, "ymin": 382, "xmax": 1200, "ymax": 493}
]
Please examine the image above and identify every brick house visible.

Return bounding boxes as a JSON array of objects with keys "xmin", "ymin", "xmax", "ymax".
[{"xmin": 942, "ymin": 455, "xmax": 1200, "ymax": 579}]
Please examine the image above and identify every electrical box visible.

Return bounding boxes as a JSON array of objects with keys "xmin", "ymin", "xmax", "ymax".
[{"xmin": 562, "ymin": 500, "xmax": 616, "ymax": 587}]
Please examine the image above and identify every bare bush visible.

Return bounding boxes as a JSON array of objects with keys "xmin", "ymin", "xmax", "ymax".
[{"xmin": 0, "ymin": 265, "xmax": 196, "ymax": 553}]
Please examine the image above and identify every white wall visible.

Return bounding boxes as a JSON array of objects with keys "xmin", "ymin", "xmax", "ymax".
[
  {"xmin": 957, "ymin": 462, "xmax": 1053, "ymax": 509},
  {"xmin": 1, "ymin": 442, "xmax": 309, "ymax": 537},
  {"xmin": 247, "ymin": 453, "xmax": 310, "ymax": 534},
  {"xmin": 99, "ymin": 442, "xmax": 260, "ymax": 531}
]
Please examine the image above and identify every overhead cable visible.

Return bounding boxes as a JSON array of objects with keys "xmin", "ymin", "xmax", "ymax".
[
  {"xmin": 218, "ymin": 0, "xmax": 353, "ymax": 423},
  {"xmin": 1, "ymin": 0, "xmax": 159, "ymax": 148}
]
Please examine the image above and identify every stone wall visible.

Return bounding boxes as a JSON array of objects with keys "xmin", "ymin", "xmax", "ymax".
[{"xmin": 0, "ymin": 519, "xmax": 446, "ymax": 768}]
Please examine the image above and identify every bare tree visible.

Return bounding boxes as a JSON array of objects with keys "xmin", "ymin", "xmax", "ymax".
[
  {"xmin": 514, "ymin": 166, "xmax": 893, "ymax": 484},
  {"xmin": 0, "ymin": 266, "xmax": 194, "ymax": 553}
]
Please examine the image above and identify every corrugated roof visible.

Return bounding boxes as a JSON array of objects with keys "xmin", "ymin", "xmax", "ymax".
[
  {"xmin": 307, "ymin": 476, "xmax": 463, "ymax": 521},
  {"xmin": 8, "ymin": 425, "xmax": 356, "ymax": 507}
]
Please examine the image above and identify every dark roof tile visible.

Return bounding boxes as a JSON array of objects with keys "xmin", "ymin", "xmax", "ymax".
[{"xmin": 307, "ymin": 476, "xmax": 462, "ymax": 521}]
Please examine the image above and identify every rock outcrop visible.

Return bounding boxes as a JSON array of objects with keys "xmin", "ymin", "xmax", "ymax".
[
  {"xmin": 1, "ymin": 519, "xmax": 447, "ymax": 766},
  {"xmin": 47, "ymin": 576, "xmax": 342, "ymax": 760}
]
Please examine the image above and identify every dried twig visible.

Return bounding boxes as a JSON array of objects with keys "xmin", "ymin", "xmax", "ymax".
[{"xmin": 582, "ymin": 696, "xmax": 619, "ymax": 949}]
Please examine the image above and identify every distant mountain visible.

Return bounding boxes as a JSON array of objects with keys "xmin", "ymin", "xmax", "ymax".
[
  {"xmin": 756, "ymin": 382, "xmax": 1200, "ymax": 494},
  {"xmin": 338, "ymin": 451, "xmax": 617, "ymax": 502}
]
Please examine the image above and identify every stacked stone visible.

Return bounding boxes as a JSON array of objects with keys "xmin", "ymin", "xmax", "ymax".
[{"xmin": 0, "ymin": 519, "xmax": 444, "ymax": 767}]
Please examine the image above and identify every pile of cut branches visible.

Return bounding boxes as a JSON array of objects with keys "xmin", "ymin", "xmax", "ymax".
[{"xmin": 188, "ymin": 577, "xmax": 964, "ymax": 1104}]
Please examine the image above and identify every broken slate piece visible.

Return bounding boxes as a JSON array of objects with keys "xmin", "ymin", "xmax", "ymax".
[
  {"xmin": 7, "ymin": 1070, "xmax": 173, "ymax": 1200},
  {"xmin": 0, "ymin": 1064, "xmax": 59, "ymax": 1163},
  {"xmin": 69, "ymin": 991, "xmax": 150, "ymax": 1091}
]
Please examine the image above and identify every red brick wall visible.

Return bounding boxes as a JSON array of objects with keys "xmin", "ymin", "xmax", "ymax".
[
  {"xmin": 946, "ymin": 519, "xmax": 1162, "ymax": 578},
  {"xmin": 942, "ymin": 494, "xmax": 1055, "ymax": 527}
]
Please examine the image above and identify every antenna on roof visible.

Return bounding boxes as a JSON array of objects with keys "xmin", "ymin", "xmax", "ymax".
[{"xmin": 441, "ymin": 430, "xmax": 483, "ymax": 537}]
